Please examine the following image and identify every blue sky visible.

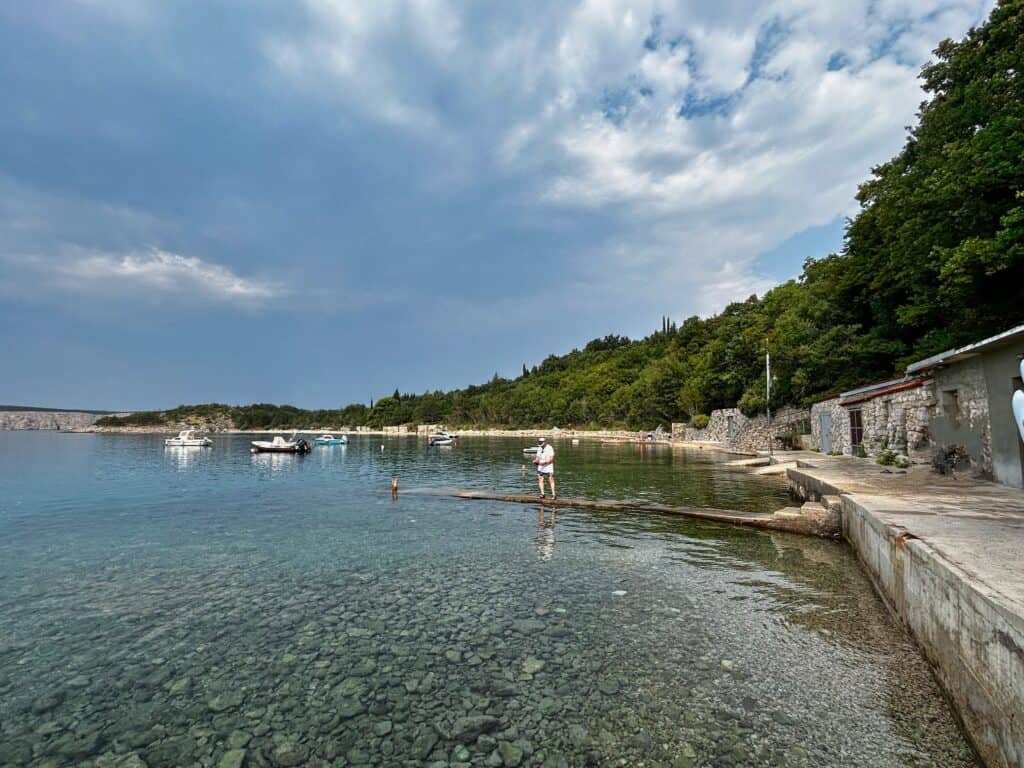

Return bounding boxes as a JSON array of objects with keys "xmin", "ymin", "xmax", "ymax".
[{"xmin": 0, "ymin": 0, "xmax": 992, "ymax": 410}]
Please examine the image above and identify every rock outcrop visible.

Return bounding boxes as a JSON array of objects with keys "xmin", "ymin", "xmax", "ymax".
[{"xmin": 0, "ymin": 411, "xmax": 113, "ymax": 431}]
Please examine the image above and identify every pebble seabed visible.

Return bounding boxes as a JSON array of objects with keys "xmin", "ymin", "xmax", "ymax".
[{"xmin": 0, "ymin": 507, "xmax": 981, "ymax": 768}]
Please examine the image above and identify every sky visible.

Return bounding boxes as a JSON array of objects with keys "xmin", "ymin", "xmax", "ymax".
[{"xmin": 0, "ymin": 0, "xmax": 994, "ymax": 410}]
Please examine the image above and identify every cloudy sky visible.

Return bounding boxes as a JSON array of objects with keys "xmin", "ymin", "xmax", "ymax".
[{"xmin": 0, "ymin": 0, "xmax": 993, "ymax": 410}]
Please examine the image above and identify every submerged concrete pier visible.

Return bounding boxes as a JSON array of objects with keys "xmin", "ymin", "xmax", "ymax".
[
  {"xmin": 788, "ymin": 457, "xmax": 1024, "ymax": 768},
  {"xmin": 417, "ymin": 488, "xmax": 842, "ymax": 537}
]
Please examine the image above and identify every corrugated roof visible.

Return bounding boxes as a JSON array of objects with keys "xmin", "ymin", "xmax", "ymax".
[
  {"xmin": 906, "ymin": 322, "xmax": 1024, "ymax": 374},
  {"xmin": 839, "ymin": 375, "xmax": 928, "ymax": 406}
]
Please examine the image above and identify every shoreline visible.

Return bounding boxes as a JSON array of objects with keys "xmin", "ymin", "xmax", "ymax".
[{"xmin": 69, "ymin": 426, "xmax": 680, "ymax": 442}]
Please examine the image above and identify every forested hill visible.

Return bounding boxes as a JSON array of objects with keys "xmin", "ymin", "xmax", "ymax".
[{"xmin": 98, "ymin": 1, "xmax": 1024, "ymax": 432}]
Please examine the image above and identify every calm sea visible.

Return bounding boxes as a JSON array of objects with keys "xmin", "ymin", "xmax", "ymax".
[{"xmin": 0, "ymin": 432, "xmax": 978, "ymax": 767}]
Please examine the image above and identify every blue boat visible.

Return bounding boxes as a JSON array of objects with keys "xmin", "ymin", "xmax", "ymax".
[{"xmin": 314, "ymin": 434, "xmax": 348, "ymax": 446}]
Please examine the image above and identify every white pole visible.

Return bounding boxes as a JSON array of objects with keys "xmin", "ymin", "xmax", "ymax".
[{"xmin": 766, "ymin": 351, "xmax": 772, "ymax": 458}]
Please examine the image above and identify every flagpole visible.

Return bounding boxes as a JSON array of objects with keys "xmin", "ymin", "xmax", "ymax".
[{"xmin": 766, "ymin": 351, "xmax": 772, "ymax": 459}]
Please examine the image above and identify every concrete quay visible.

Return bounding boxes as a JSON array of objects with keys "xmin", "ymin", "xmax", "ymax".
[{"xmin": 787, "ymin": 456, "xmax": 1024, "ymax": 768}]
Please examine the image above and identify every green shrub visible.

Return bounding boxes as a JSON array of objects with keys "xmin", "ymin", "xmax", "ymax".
[
  {"xmin": 877, "ymin": 449, "xmax": 897, "ymax": 466},
  {"xmin": 690, "ymin": 414, "xmax": 710, "ymax": 429}
]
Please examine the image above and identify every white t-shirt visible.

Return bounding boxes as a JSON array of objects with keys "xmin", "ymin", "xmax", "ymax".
[{"xmin": 536, "ymin": 444, "xmax": 555, "ymax": 474}]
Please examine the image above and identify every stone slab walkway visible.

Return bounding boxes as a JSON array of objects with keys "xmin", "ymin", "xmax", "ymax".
[{"xmin": 788, "ymin": 456, "xmax": 1024, "ymax": 610}]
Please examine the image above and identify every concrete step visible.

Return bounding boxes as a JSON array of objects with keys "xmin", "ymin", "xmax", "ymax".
[
  {"xmin": 772, "ymin": 507, "xmax": 805, "ymax": 518},
  {"xmin": 753, "ymin": 461, "xmax": 799, "ymax": 476},
  {"xmin": 725, "ymin": 457, "xmax": 772, "ymax": 467}
]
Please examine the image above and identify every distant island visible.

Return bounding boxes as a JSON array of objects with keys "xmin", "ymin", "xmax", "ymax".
[{"xmin": 93, "ymin": 7, "xmax": 1024, "ymax": 433}]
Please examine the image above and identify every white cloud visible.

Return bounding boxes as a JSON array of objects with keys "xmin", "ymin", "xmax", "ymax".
[
  {"xmin": 6, "ymin": 247, "xmax": 282, "ymax": 304},
  {"xmin": 76, "ymin": 0, "xmax": 997, "ymax": 328},
  {"xmin": 63, "ymin": 247, "xmax": 280, "ymax": 300}
]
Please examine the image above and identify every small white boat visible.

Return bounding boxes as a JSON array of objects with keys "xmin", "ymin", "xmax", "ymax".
[
  {"xmin": 522, "ymin": 446, "xmax": 540, "ymax": 454},
  {"xmin": 250, "ymin": 435, "xmax": 312, "ymax": 454},
  {"xmin": 165, "ymin": 430, "xmax": 213, "ymax": 447},
  {"xmin": 314, "ymin": 434, "xmax": 348, "ymax": 446},
  {"xmin": 427, "ymin": 431, "xmax": 457, "ymax": 446}
]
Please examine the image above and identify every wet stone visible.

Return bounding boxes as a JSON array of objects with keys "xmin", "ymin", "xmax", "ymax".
[
  {"xmin": 145, "ymin": 735, "xmax": 197, "ymax": 768},
  {"xmin": 512, "ymin": 619, "xmax": 545, "ymax": 634},
  {"xmin": 451, "ymin": 715, "xmax": 501, "ymax": 742},
  {"xmin": 227, "ymin": 731, "xmax": 252, "ymax": 749},
  {"xmin": 336, "ymin": 699, "xmax": 365, "ymax": 719},
  {"xmin": 30, "ymin": 691, "xmax": 65, "ymax": 715},
  {"xmin": 499, "ymin": 740, "xmax": 526, "ymax": 766},
  {"xmin": 411, "ymin": 730, "xmax": 439, "ymax": 760},
  {"xmin": 346, "ymin": 747, "xmax": 371, "ymax": 765},
  {"xmin": 269, "ymin": 741, "xmax": 308, "ymax": 767},
  {"xmin": 218, "ymin": 748, "xmax": 246, "ymax": 768},
  {"xmin": 208, "ymin": 692, "xmax": 244, "ymax": 713},
  {"xmin": 55, "ymin": 730, "xmax": 103, "ymax": 759},
  {"xmin": 522, "ymin": 657, "xmax": 545, "ymax": 675}
]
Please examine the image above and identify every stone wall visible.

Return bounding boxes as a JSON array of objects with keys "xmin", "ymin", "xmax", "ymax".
[
  {"xmin": 811, "ymin": 384, "xmax": 934, "ymax": 460},
  {"xmin": 672, "ymin": 406, "xmax": 810, "ymax": 452},
  {"xmin": 853, "ymin": 382, "xmax": 935, "ymax": 461}
]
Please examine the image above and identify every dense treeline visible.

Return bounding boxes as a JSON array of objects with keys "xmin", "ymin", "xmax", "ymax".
[
  {"xmin": 98, "ymin": 403, "xmax": 370, "ymax": 430},
  {"xmin": 98, "ymin": 2, "xmax": 1023, "ymax": 432}
]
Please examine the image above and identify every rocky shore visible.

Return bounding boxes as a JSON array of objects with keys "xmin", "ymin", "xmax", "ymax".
[{"xmin": 0, "ymin": 410, "xmax": 117, "ymax": 431}]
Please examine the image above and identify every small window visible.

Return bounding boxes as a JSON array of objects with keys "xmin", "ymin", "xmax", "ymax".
[{"xmin": 942, "ymin": 389, "xmax": 960, "ymax": 429}]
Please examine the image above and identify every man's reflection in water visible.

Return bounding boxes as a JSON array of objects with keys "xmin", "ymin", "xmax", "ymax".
[{"xmin": 535, "ymin": 506, "xmax": 556, "ymax": 561}]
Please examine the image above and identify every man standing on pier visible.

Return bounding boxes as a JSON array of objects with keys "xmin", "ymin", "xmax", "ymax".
[{"xmin": 534, "ymin": 437, "xmax": 556, "ymax": 500}]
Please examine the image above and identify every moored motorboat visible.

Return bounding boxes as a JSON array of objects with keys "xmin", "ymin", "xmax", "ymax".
[
  {"xmin": 250, "ymin": 435, "xmax": 312, "ymax": 454},
  {"xmin": 314, "ymin": 434, "xmax": 348, "ymax": 446},
  {"xmin": 427, "ymin": 430, "xmax": 457, "ymax": 447},
  {"xmin": 164, "ymin": 430, "xmax": 213, "ymax": 447}
]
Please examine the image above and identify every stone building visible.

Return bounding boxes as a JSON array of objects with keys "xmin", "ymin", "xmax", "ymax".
[
  {"xmin": 907, "ymin": 323, "xmax": 1024, "ymax": 487},
  {"xmin": 809, "ymin": 323, "xmax": 1024, "ymax": 487},
  {"xmin": 810, "ymin": 376, "xmax": 934, "ymax": 460}
]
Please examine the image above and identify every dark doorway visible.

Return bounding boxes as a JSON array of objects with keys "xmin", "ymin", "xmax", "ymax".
[{"xmin": 849, "ymin": 408, "xmax": 864, "ymax": 454}]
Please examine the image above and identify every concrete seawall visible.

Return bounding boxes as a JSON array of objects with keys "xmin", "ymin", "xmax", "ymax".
[{"xmin": 788, "ymin": 461, "xmax": 1024, "ymax": 768}]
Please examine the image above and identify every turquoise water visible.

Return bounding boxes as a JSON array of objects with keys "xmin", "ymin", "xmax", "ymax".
[{"xmin": 0, "ymin": 432, "xmax": 978, "ymax": 767}]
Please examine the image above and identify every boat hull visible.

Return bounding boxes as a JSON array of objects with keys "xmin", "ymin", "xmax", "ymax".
[{"xmin": 251, "ymin": 440, "xmax": 312, "ymax": 454}]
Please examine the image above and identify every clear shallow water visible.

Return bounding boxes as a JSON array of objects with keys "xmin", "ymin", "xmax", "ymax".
[{"xmin": 0, "ymin": 432, "xmax": 978, "ymax": 768}]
